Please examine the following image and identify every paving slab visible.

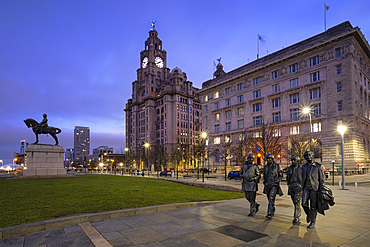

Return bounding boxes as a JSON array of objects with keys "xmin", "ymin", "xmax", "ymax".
[{"xmin": 118, "ymin": 226, "xmax": 167, "ymax": 245}]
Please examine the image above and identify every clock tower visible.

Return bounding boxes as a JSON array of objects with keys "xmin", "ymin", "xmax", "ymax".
[{"xmin": 125, "ymin": 24, "xmax": 202, "ymax": 172}]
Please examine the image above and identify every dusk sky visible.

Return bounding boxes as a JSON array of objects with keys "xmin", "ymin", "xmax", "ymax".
[{"xmin": 1, "ymin": 0, "xmax": 369, "ymax": 165}]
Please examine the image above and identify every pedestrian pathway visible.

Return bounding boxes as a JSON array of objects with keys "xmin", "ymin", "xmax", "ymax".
[{"xmin": 1, "ymin": 175, "xmax": 370, "ymax": 246}]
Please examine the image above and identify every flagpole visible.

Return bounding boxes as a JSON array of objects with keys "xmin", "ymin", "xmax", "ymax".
[{"xmin": 257, "ymin": 34, "xmax": 259, "ymax": 59}]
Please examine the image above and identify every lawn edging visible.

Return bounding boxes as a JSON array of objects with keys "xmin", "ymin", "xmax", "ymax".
[{"xmin": 0, "ymin": 200, "xmax": 224, "ymax": 239}]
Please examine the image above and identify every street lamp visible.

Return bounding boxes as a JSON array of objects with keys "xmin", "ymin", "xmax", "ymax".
[
  {"xmin": 144, "ymin": 143, "xmax": 150, "ymax": 176},
  {"xmin": 303, "ymin": 107, "xmax": 312, "ymax": 149},
  {"xmin": 119, "ymin": 163, "xmax": 123, "ymax": 175},
  {"xmin": 338, "ymin": 125, "xmax": 347, "ymax": 190},
  {"xmin": 201, "ymin": 132, "xmax": 207, "ymax": 182}
]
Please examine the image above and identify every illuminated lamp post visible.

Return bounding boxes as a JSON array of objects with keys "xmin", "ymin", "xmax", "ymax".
[
  {"xmin": 303, "ymin": 107, "xmax": 312, "ymax": 149},
  {"xmin": 338, "ymin": 125, "xmax": 347, "ymax": 190},
  {"xmin": 119, "ymin": 163, "xmax": 123, "ymax": 175},
  {"xmin": 144, "ymin": 143, "xmax": 150, "ymax": 176},
  {"xmin": 201, "ymin": 132, "xmax": 207, "ymax": 182}
]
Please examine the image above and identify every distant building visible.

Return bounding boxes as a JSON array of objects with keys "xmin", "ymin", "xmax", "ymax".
[
  {"xmin": 65, "ymin": 148, "xmax": 73, "ymax": 167},
  {"xmin": 124, "ymin": 26, "xmax": 202, "ymax": 171},
  {"xmin": 199, "ymin": 21, "xmax": 370, "ymax": 172},
  {"xmin": 74, "ymin": 126, "xmax": 90, "ymax": 162},
  {"xmin": 92, "ymin": 145, "xmax": 113, "ymax": 162}
]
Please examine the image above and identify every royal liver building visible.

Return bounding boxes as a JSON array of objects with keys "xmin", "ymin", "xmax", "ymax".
[{"xmin": 124, "ymin": 25, "xmax": 202, "ymax": 171}]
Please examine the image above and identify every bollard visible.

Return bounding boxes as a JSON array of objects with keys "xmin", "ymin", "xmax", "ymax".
[
  {"xmin": 355, "ymin": 181, "xmax": 357, "ymax": 189},
  {"xmin": 339, "ymin": 180, "xmax": 342, "ymax": 188}
]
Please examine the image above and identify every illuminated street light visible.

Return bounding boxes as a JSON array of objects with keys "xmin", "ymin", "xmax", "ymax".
[
  {"xmin": 201, "ymin": 132, "xmax": 208, "ymax": 182},
  {"xmin": 338, "ymin": 125, "xmax": 347, "ymax": 190},
  {"xmin": 99, "ymin": 163, "xmax": 104, "ymax": 174},
  {"xmin": 144, "ymin": 143, "xmax": 150, "ymax": 175}
]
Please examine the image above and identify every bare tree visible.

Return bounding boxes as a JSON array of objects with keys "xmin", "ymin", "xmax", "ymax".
[
  {"xmin": 283, "ymin": 134, "xmax": 322, "ymax": 165},
  {"xmin": 168, "ymin": 145, "xmax": 183, "ymax": 179},
  {"xmin": 232, "ymin": 131, "xmax": 254, "ymax": 166},
  {"xmin": 250, "ymin": 121, "xmax": 282, "ymax": 165},
  {"xmin": 154, "ymin": 145, "xmax": 167, "ymax": 171},
  {"xmin": 209, "ymin": 134, "xmax": 234, "ymax": 180}
]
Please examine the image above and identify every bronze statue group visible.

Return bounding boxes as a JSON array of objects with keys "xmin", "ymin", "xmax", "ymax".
[{"xmin": 240, "ymin": 151, "xmax": 335, "ymax": 229}]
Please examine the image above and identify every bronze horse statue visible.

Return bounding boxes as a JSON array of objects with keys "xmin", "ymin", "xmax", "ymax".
[{"xmin": 24, "ymin": 118, "xmax": 62, "ymax": 145}]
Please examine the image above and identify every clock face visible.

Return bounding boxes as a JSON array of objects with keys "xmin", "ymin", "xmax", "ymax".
[
  {"xmin": 155, "ymin": 57, "xmax": 164, "ymax": 68},
  {"xmin": 142, "ymin": 57, "xmax": 148, "ymax": 68}
]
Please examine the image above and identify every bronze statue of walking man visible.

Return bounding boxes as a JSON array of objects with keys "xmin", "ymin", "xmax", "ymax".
[
  {"xmin": 287, "ymin": 156, "xmax": 303, "ymax": 224},
  {"xmin": 302, "ymin": 151, "xmax": 325, "ymax": 228},
  {"xmin": 263, "ymin": 154, "xmax": 283, "ymax": 219},
  {"xmin": 240, "ymin": 154, "xmax": 261, "ymax": 216}
]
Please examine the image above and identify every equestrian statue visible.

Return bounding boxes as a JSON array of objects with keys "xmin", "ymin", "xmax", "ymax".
[{"xmin": 24, "ymin": 114, "xmax": 62, "ymax": 145}]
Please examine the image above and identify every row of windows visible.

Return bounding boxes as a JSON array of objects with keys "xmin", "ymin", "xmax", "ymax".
[{"xmin": 212, "ymin": 122, "xmax": 323, "ymax": 145}]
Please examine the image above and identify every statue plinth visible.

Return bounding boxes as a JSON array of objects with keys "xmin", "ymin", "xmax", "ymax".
[{"xmin": 23, "ymin": 144, "xmax": 66, "ymax": 177}]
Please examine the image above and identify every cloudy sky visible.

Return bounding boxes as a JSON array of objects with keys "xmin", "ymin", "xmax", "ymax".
[{"xmin": 1, "ymin": 0, "xmax": 369, "ymax": 164}]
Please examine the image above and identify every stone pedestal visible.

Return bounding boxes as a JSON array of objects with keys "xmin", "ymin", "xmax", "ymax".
[{"xmin": 24, "ymin": 144, "xmax": 66, "ymax": 176}]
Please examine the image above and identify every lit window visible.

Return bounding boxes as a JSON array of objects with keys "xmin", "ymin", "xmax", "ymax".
[
  {"xmin": 273, "ymin": 128, "xmax": 281, "ymax": 137},
  {"xmin": 310, "ymin": 56, "xmax": 319, "ymax": 66},
  {"xmin": 252, "ymin": 131, "xmax": 261, "ymax": 138},
  {"xmin": 215, "ymin": 113, "xmax": 220, "ymax": 121},
  {"xmin": 237, "ymin": 107, "xmax": 244, "ymax": 116},
  {"xmin": 290, "ymin": 126, "xmax": 299, "ymax": 135},
  {"xmin": 214, "ymin": 136, "xmax": 221, "ymax": 144},
  {"xmin": 204, "ymin": 95, "xmax": 208, "ymax": 102},
  {"xmin": 312, "ymin": 122, "xmax": 321, "ymax": 132},
  {"xmin": 238, "ymin": 119, "xmax": 244, "ymax": 128},
  {"xmin": 214, "ymin": 91, "xmax": 219, "ymax": 99}
]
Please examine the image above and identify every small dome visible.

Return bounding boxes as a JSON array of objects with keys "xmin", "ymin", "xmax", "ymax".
[{"xmin": 171, "ymin": 67, "xmax": 183, "ymax": 74}]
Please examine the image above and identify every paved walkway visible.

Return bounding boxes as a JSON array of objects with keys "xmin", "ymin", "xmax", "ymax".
[{"xmin": 1, "ymin": 174, "xmax": 370, "ymax": 247}]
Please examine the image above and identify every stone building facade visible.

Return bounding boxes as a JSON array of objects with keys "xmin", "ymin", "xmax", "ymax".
[
  {"xmin": 124, "ymin": 27, "xmax": 202, "ymax": 170},
  {"xmin": 199, "ymin": 21, "xmax": 370, "ymax": 172}
]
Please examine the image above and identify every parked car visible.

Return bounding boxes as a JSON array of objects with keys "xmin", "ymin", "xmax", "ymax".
[
  {"xmin": 227, "ymin": 171, "xmax": 241, "ymax": 180},
  {"xmin": 160, "ymin": 170, "xmax": 172, "ymax": 177}
]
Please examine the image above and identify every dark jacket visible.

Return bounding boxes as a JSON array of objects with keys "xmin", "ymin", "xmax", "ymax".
[
  {"xmin": 302, "ymin": 161, "xmax": 325, "ymax": 192},
  {"xmin": 263, "ymin": 162, "xmax": 283, "ymax": 196},
  {"xmin": 240, "ymin": 162, "xmax": 260, "ymax": 192},
  {"xmin": 286, "ymin": 165, "xmax": 303, "ymax": 195},
  {"xmin": 318, "ymin": 185, "xmax": 335, "ymax": 215}
]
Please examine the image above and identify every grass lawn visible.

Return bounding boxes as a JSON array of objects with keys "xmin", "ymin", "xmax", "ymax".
[{"xmin": 0, "ymin": 175, "xmax": 244, "ymax": 228}]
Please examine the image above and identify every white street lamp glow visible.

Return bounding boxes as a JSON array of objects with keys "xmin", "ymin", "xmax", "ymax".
[
  {"xmin": 201, "ymin": 132, "xmax": 207, "ymax": 139},
  {"xmin": 338, "ymin": 125, "xmax": 347, "ymax": 135},
  {"xmin": 125, "ymin": 148, "xmax": 129, "ymax": 152},
  {"xmin": 302, "ymin": 107, "xmax": 310, "ymax": 114},
  {"xmin": 144, "ymin": 143, "xmax": 150, "ymax": 148}
]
